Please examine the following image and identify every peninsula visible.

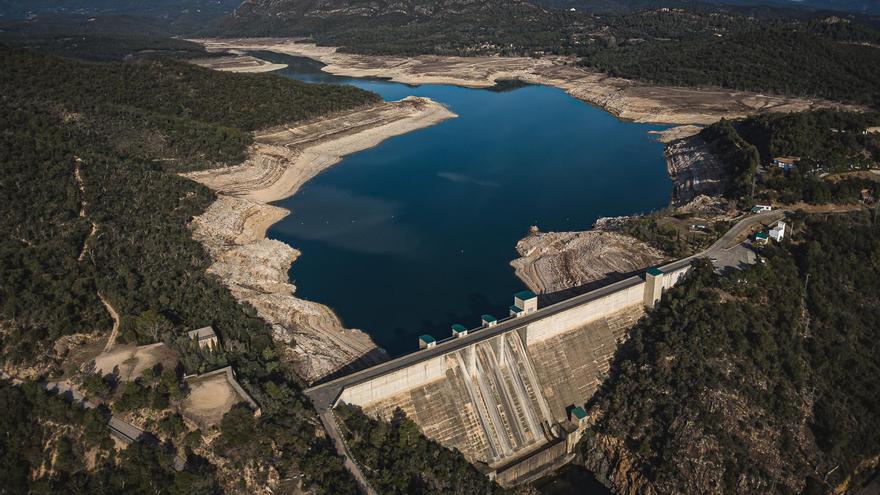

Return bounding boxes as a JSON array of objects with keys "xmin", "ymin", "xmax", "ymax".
[{"xmin": 194, "ymin": 38, "xmax": 857, "ymax": 126}]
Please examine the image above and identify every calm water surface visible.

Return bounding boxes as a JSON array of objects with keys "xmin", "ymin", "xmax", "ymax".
[
  {"xmin": 262, "ymin": 52, "xmax": 670, "ymax": 358},
  {"xmin": 259, "ymin": 51, "xmax": 664, "ymax": 495}
]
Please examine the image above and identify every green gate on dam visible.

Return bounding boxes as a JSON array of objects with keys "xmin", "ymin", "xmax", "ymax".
[{"xmin": 305, "ymin": 259, "xmax": 694, "ymax": 486}]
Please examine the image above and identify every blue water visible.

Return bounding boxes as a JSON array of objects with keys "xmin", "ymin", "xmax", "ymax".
[{"xmin": 262, "ymin": 52, "xmax": 671, "ymax": 358}]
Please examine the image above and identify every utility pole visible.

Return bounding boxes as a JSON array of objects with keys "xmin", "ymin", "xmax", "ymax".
[
  {"xmin": 803, "ymin": 273, "xmax": 811, "ymax": 335},
  {"xmin": 751, "ymin": 173, "xmax": 757, "ymax": 199}
]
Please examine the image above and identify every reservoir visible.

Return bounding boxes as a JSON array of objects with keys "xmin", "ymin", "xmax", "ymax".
[{"xmin": 262, "ymin": 52, "xmax": 671, "ymax": 358}]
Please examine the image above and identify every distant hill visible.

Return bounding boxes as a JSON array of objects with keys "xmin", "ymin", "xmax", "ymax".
[
  {"xmin": 217, "ymin": 0, "xmax": 880, "ymax": 107},
  {"xmin": 0, "ymin": 0, "xmax": 241, "ymax": 34},
  {"xmin": 537, "ymin": 0, "xmax": 880, "ymax": 15},
  {"xmin": 0, "ymin": 0, "xmax": 241, "ymax": 19}
]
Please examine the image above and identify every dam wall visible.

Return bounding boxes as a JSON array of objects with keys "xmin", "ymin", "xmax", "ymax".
[
  {"xmin": 317, "ymin": 260, "xmax": 694, "ymax": 486},
  {"xmin": 337, "ymin": 355, "xmax": 445, "ymax": 406},
  {"xmin": 525, "ymin": 279, "xmax": 645, "ymax": 345}
]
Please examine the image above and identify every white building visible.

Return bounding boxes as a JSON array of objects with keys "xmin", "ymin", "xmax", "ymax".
[
  {"xmin": 751, "ymin": 205, "xmax": 772, "ymax": 213},
  {"xmin": 769, "ymin": 221, "xmax": 786, "ymax": 242}
]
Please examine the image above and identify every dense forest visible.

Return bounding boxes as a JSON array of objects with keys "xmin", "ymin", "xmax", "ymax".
[
  {"xmin": 699, "ymin": 110, "xmax": 880, "ymax": 204},
  {"xmin": 0, "ymin": 35, "xmax": 213, "ymax": 62},
  {"xmin": 584, "ymin": 213, "xmax": 880, "ymax": 493},
  {"xmin": 0, "ymin": 45, "xmax": 378, "ymax": 492},
  {"xmin": 1, "ymin": 379, "xmax": 220, "ymax": 494},
  {"xmin": 219, "ymin": 0, "xmax": 880, "ymax": 106},
  {"xmin": 1, "ymin": 42, "xmax": 512, "ymax": 493},
  {"xmin": 700, "ymin": 119, "xmax": 761, "ymax": 201},
  {"xmin": 337, "ymin": 405, "xmax": 507, "ymax": 495},
  {"xmin": 581, "ymin": 27, "xmax": 880, "ymax": 108}
]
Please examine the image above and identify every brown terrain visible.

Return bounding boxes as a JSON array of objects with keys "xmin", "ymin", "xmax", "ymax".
[
  {"xmin": 511, "ymin": 230, "xmax": 666, "ymax": 299},
  {"xmin": 665, "ymin": 133, "xmax": 729, "ymax": 206},
  {"xmin": 186, "ymin": 97, "xmax": 456, "ymax": 383},
  {"xmin": 193, "ymin": 38, "xmax": 858, "ymax": 126},
  {"xmin": 191, "ymin": 51, "xmax": 288, "ymax": 73}
]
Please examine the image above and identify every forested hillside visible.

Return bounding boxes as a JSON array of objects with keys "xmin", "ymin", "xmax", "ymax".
[
  {"xmin": 1, "ymin": 380, "xmax": 220, "ymax": 493},
  {"xmin": 337, "ymin": 405, "xmax": 508, "ymax": 494},
  {"xmin": 582, "ymin": 214, "xmax": 880, "ymax": 494},
  {"xmin": 0, "ymin": 46, "xmax": 379, "ymax": 492},
  {"xmin": 699, "ymin": 110, "xmax": 880, "ymax": 204},
  {"xmin": 220, "ymin": 0, "xmax": 880, "ymax": 107}
]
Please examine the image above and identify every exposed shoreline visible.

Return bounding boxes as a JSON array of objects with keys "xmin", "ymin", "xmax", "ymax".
[
  {"xmin": 186, "ymin": 97, "xmax": 457, "ymax": 383},
  {"xmin": 191, "ymin": 50, "xmax": 288, "ymax": 73},
  {"xmin": 192, "ymin": 38, "xmax": 858, "ymax": 126}
]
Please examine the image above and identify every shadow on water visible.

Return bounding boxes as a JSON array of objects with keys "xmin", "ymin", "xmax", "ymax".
[
  {"xmin": 534, "ymin": 464, "xmax": 612, "ymax": 495},
  {"xmin": 253, "ymin": 48, "xmax": 659, "ymax": 492}
]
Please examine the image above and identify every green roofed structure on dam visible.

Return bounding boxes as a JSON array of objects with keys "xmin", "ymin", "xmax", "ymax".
[
  {"xmin": 307, "ymin": 257, "xmax": 694, "ymax": 486},
  {"xmin": 306, "ymin": 210, "xmax": 776, "ymax": 487}
]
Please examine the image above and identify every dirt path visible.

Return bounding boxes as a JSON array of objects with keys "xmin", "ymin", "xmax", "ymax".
[
  {"xmin": 78, "ymin": 222, "xmax": 97, "ymax": 262},
  {"xmin": 318, "ymin": 409, "xmax": 378, "ymax": 495},
  {"xmin": 74, "ymin": 158, "xmax": 99, "ymax": 262},
  {"xmin": 98, "ymin": 293, "xmax": 120, "ymax": 352}
]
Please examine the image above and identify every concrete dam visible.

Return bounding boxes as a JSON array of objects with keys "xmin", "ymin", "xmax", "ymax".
[{"xmin": 306, "ymin": 258, "xmax": 693, "ymax": 486}]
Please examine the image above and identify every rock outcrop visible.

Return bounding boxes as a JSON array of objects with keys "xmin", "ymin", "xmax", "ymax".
[
  {"xmin": 511, "ymin": 230, "xmax": 666, "ymax": 297},
  {"xmin": 187, "ymin": 98, "xmax": 456, "ymax": 382}
]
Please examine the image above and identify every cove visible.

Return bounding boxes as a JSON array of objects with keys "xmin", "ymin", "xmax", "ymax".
[{"xmin": 260, "ymin": 51, "xmax": 671, "ymax": 358}]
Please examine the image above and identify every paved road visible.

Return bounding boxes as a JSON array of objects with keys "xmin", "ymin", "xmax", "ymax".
[
  {"xmin": 317, "ymin": 410, "xmax": 377, "ymax": 495},
  {"xmin": 2, "ymin": 372, "xmax": 186, "ymax": 471},
  {"xmin": 305, "ymin": 209, "xmax": 788, "ymax": 411}
]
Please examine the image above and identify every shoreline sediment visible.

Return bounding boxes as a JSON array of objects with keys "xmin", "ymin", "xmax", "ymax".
[
  {"xmin": 186, "ymin": 97, "xmax": 457, "ymax": 383},
  {"xmin": 192, "ymin": 38, "xmax": 858, "ymax": 126}
]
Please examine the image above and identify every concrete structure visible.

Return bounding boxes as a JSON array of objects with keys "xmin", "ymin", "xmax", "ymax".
[
  {"xmin": 644, "ymin": 267, "xmax": 664, "ymax": 309},
  {"xmin": 184, "ymin": 366, "xmax": 260, "ymax": 413},
  {"xmin": 418, "ymin": 335, "xmax": 436, "ymax": 349},
  {"xmin": 514, "ymin": 290, "xmax": 538, "ymax": 314},
  {"xmin": 305, "ymin": 212, "xmax": 784, "ymax": 487},
  {"xmin": 751, "ymin": 205, "xmax": 773, "ymax": 213},
  {"xmin": 770, "ymin": 221, "xmax": 786, "ymax": 242},
  {"xmin": 755, "ymin": 232, "xmax": 770, "ymax": 245},
  {"xmin": 307, "ymin": 258, "xmax": 693, "ymax": 486},
  {"xmin": 772, "ymin": 156, "xmax": 799, "ymax": 171},
  {"xmin": 187, "ymin": 326, "xmax": 218, "ymax": 350},
  {"xmin": 452, "ymin": 324, "xmax": 468, "ymax": 338}
]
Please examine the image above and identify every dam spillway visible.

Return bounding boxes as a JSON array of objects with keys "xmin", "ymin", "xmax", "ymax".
[{"xmin": 306, "ymin": 259, "xmax": 693, "ymax": 486}]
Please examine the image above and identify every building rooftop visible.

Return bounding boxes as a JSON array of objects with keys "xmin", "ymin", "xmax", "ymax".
[
  {"xmin": 514, "ymin": 290, "xmax": 536, "ymax": 300},
  {"xmin": 510, "ymin": 305, "xmax": 524, "ymax": 313},
  {"xmin": 481, "ymin": 314, "xmax": 497, "ymax": 323},
  {"xmin": 187, "ymin": 326, "xmax": 216, "ymax": 340},
  {"xmin": 418, "ymin": 334, "xmax": 436, "ymax": 344},
  {"xmin": 756, "ymin": 232, "xmax": 769, "ymax": 240},
  {"xmin": 571, "ymin": 406, "xmax": 588, "ymax": 420},
  {"xmin": 451, "ymin": 324, "xmax": 468, "ymax": 333},
  {"xmin": 773, "ymin": 156, "xmax": 800, "ymax": 164},
  {"xmin": 647, "ymin": 267, "xmax": 663, "ymax": 277}
]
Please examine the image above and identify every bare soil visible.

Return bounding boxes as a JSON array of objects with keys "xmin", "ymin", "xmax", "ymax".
[
  {"xmin": 192, "ymin": 38, "xmax": 862, "ymax": 126},
  {"xmin": 186, "ymin": 97, "xmax": 456, "ymax": 383}
]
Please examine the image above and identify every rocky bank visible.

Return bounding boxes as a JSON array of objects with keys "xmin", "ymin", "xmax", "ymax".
[
  {"xmin": 194, "ymin": 38, "xmax": 857, "ymax": 126},
  {"xmin": 187, "ymin": 97, "xmax": 456, "ymax": 383}
]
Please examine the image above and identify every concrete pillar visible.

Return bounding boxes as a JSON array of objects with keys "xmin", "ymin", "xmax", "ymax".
[
  {"xmin": 467, "ymin": 343, "xmax": 477, "ymax": 378},
  {"xmin": 644, "ymin": 267, "xmax": 664, "ymax": 308},
  {"xmin": 514, "ymin": 291, "xmax": 538, "ymax": 314},
  {"xmin": 492, "ymin": 334, "xmax": 506, "ymax": 364}
]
